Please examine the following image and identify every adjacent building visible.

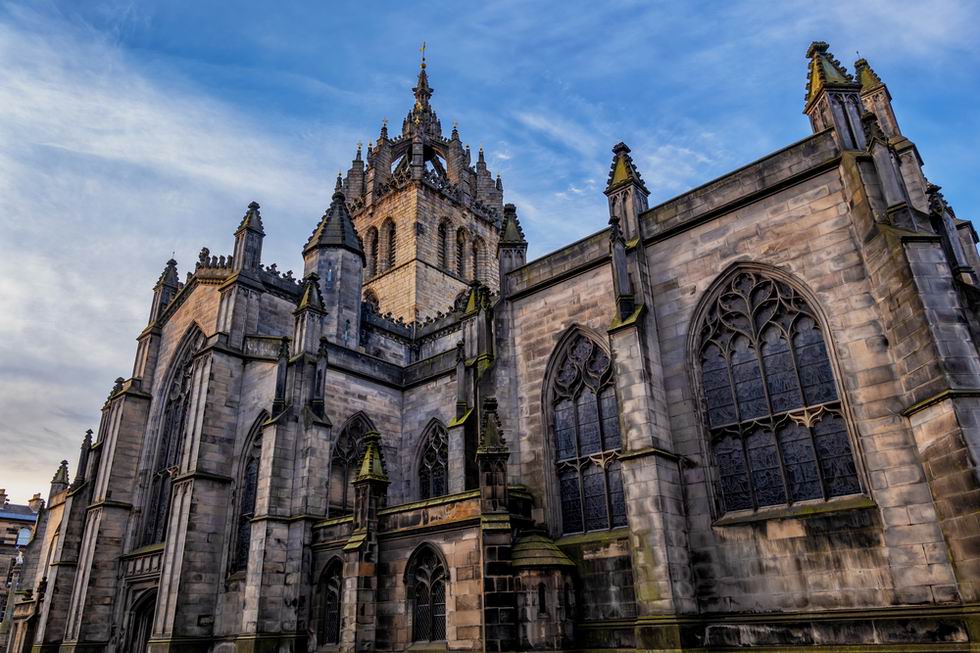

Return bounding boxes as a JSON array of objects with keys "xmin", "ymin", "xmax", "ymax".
[{"xmin": 8, "ymin": 41, "xmax": 980, "ymax": 652}]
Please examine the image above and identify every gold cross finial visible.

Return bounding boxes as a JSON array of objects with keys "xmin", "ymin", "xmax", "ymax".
[{"xmin": 420, "ymin": 41, "xmax": 427, "ymax": 69}]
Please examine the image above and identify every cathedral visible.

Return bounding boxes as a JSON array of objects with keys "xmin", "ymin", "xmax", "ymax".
[{"xmin": 6, "ymin": 41, "xmax": 980, "ymax": 652}]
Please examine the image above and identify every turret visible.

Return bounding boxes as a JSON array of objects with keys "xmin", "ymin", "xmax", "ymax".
[
  {"xmin": 70, "ymin": 429, "xmax": 93, "ymax": 490},
  {"xmin": 609, "ymin": 216, "xmax": 635, "ymax": 321},
  {"xmin": 855, "ymin": 57, "xmax": 901, "ymax": 139},
  {"xmin": 232, "ymin": 201, "xmax": 264, "ymax": 272},
  {"xmin": 292, "ymin": 273, "xmax": 326, "ymax": 356},
  {"xmin": 303, "ymin": 177, "xmax": 366, "ymax": 347},
  {"xmin": 803, "ymin": 41, "xmax": 865, "ymax": 151},
  {"xmin": 148, "ymin": 258, "xmax": 179, "ymax": 324},
  {"xmin": 497, "ymin": 204, "xmax": 527, "ymax": 294},
  {"xmin": 604, "ymin": 142, "xmax": 649, "ymax": 242}
]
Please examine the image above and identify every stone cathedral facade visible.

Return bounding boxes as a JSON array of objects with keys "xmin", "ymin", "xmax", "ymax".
[{"xmin": 7, "ymin": 41, "xmax": 980, "ymax": 652}]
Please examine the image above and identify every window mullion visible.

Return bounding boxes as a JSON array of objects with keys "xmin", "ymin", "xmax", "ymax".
[{"xmin": 786, "ymin": 321, "xmax": 829, "ymax": 499}]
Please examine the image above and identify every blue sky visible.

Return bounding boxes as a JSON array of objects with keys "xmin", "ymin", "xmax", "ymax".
[{"xmin": 1, "ymin": 0, "xmax": 978, "ymax": 503}]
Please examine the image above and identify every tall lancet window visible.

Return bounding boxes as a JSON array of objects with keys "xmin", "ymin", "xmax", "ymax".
[
  {"xmin": 231, "ymin": 423, "xmax": 262, "ymax": 573},
  {"xmin": 418, "ymin": 421, "xmax": 448, "ymax": 500},
  {"xmin": 694, "ymin": 267, "xmax": 862, "ymax": 514},
  {"xmin": 366, "ymin": 227, "xmax": 379, "ymax": 278},
  {"xmin": 326, "ymin": 413, "xmax": 372, "ymax": 517},
  {"xmin": 409, "ymin": 545, "xmax": 447, "ymax": 643},
  {"xmin": 316, "ymin": 559, "xmax": 343, "ymax": 645},
  {"xmin": 549, "ymin": 332, "xmax": 627, "ymax": 534},
  {"xmin": 471, "ymin": 237, "xmax": 485, "ymax": 282},
  {"xmin": 456, "ymin": 228, "xmax": 467, "ymax": 278},
  {"xmin": 437, "ymin": 220, "xmax": 450, "ymax": 271},
  {"xmin": 142, "ymin": 330, "xmax": 202, "ymax": 545},
  {"xmin": 382, "ymin": 218, "xmax": 396, "ymax": 271}
]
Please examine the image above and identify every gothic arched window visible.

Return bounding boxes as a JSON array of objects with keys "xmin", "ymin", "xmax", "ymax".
[
  {"xmin": 471, "ymin": 237, "xmax": 485, "ymax": 282},
  {"xmin": 142, "ymin": 330, "xmax": 202, "ymax": 545},
  {"xmin": 695, "ymin": 268, "xmax": 861, "ymax": 514},
  {"xmin": 326, "ymin": 414, "xmax": 372, "ymax": 517},
  {"xmin": 366, "ymin": 227, "xmax": 379, "ymax": 278},
  {"xmin": 382, "ymin": 219, "xmax": 396, "ymax": 272},
  {"xmin": 418, "ymin": 422, "xmax": 448, "ymax": 500},
  {"xmin": 437, "ymin": 220, "xmax": 450, "ymax": 270},
  {"xmin": 456, "ymin": 228, "xmax": 467, "ymax": 278},
  {"xmin": 231, "ymin": 426, "xmax": 262, "ymax": 573},
  {"xmin": 408, "ymin": 546, "xmax": 447, "ymax": 643},
  {"xmin": 316, "ymin": 559, "xmax": 343, "ymax": 645},
  {"xmin": 549, "ymin": 332, "xmax": 626, "ymax": 535}
]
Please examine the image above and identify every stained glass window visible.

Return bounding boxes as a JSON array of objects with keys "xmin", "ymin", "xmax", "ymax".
[
  {"xmin": 410, "ymin": 547, "xmax": 447, "ymax": 642},
  {"xmin": 327, "ymin": 414, "xmax": 372, "ymax": 517},
  {"xmin": 317, "ymin": 559, "xmax": 343, "ymax": 645},
  {"xmin": 696, "ymin": 270, "xmax": 861, "ymax": 513},
  {"xmin": 418, "ymin": 422, "xmax": 449, "ymax": 500},
  {"xmin": 550, "ymin": 333, "xmax": 627, "ymax": 534},
  {"xmin": 142, "ymin": 331, "xmax": 202, "ymax": 545},
  {"xmin": 231, "ymin": 433, "xmax": 261, "ymax": 572}
]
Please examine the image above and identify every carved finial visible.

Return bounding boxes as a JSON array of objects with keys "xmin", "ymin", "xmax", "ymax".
[{"xmin": 420, "ymin": 40, "xmax": 427, "ymax": 69}]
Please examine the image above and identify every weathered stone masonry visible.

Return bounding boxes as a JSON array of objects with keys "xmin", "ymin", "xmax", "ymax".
[{"xmin": 6, "ymin": 41, "xmax": 980, "ymax": 652}]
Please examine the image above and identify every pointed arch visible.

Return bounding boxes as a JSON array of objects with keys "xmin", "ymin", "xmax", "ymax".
[
  {"xmin": 688, "ymin": 262, "xmax": 863, "ymax": 515},
  {"xmin": 455, "ymin": 227, "xmax": 468, "ymax": 278},
  {"xmin": 230, "ymin": 412, "xmax": 267, "ymax": 573},
  {"xmin": 366, "ymin": 227, "xmax": 379, "ymax": 277},
  {"xmin": 141, "ymin": 324, "xmax": 205, "ymax": 546},
  {"xmin": 382, "ymin": 218, "xmax": 397, "ymax": 272},
  {"xmin": 405, "ymin": 543, "xmax": 448, "ymax": 643},
  {"xmin": 315, "ymin": 556, "xmax": 344, "ymax": 645},
  {"xmin": 326, "ymin": 412, "xmax": 376, "ymax": 517},
  {"xmin": 470, "ymin": 236, "xmax": 486, "ymax": 282},
  {"xmin": 437, "ymin": 219, "xmax": 451, "ymax": 271},
  {"xmin": 416, "ymin": 419, "xmax": 449, "ymax": 500},
  {"xmin": 542, "ymin": 325, "xmax": 626, "ymax": 535},
  {"xmin": 125, "ymin": 588, "xmax": 157, "ymax": 653}
]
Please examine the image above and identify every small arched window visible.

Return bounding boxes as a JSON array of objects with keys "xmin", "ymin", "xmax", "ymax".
[
  {"xmin": 548, "ymin": 332, "xmax": 627, "ymax": 534},
  {"xmin": 142, "ymin": 328, "xmax": 203, "ymax": 545},
  {"xmin": 231, "ymin": 426, "xmax": 262, "ymax": 573},
  {"xmin": 695, "ymin": 268, "xmax": 861, "ymax": 514},
  {"xmin": 317, "ymin": 559, "xmax": 343, "ymax": 645},
  {"xmin": 418, "ymin": 422, "xmax": 448, "ymax": 500},
  {"xmin": 409, "ymin": 546, "xmax": 447, "ymax": 642},
  {"xmin": 382, "ymin": 219, "xmax": 396, "ymax": 272},
  {"xmin": 437, "ymin": 220, "xmax": 450, "ymax": 270},
  {"xmin": 537, "ymin": 582, "xmax": 548, "ymax": 616},
  {"xmin": 456, "ymin": 228, "xmax": 467, "ymax": 278},
  {"xmin": 366, "ymin": 227, "xmax": 379, "ymax": 277},
  {"xmin": 326, "ymin": 414, "xmax": 372, "ymax": 517}
]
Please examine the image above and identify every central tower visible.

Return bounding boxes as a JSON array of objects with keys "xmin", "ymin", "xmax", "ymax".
[{"xmin": 339, "ymin": 54, "xmax": 504, "ymax": 322}]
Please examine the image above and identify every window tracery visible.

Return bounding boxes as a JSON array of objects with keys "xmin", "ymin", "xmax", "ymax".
[
  {"xmin": 549, "ymin": 333, "xmax": 626, "ymax": 534},
  {"xmin": 142, "ymin": 332, "xmax": 201, "ymax": 545},
  {"xmin": 317, "ymin": 559, "xmax": 343, "ymax": 645},
  {"xmin": 696, "ymin": 269, "xmax": 861, "ymax": 513},
  {"xmin": 326, "ymin": 414, "xmax": 372, "ymax": 517},
  {"xmin": 231, "ymin": 430, "xmax": 261, "ymax": 572},
  {"xmin": 409, "ymin": 547, "xmax": 446, "ymax": 642},
  {"xmin": 418, "ymin": 422, "xmax": 448, "ymax": 500}
]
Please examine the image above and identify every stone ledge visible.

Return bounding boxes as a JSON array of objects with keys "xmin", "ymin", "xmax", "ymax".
[{"xmin": 712, "ymin": 494, "xmax": 876, "ymax": 527}]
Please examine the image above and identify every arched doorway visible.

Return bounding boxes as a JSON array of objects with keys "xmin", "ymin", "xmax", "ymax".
[{"xmin": 126, "ymin": 590, "xmax": 156, "ymax": 653}]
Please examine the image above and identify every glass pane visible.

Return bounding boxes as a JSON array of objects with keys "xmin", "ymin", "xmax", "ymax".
[
  {"xmin": 558, "ymin": 468, "xmax": 583, "ymax": 534},
  {"xmin": 414, "ymin": 582, "xmax": 431, "ymax": 641},
  {"xmin": 713, "ymin": 434, "xmax": 753, "ymax": 511},
  {"xmin": 746, "ymin": 427, "xmax": 786, "ymax": 507},
  {"xmin": 431, "ymin": 466, "xmax": 446, "ymax": 498},
  {"xmin": 793, "ymin": 317, "xmax": 838, "ymax": 405},
  {"xmin": 702, "ymin": 344, "xmax": 737, "ymax": 427},
  {"xmin": 419, "ymin": 468, "xmax": 431, "ymax": 500},
  {"xmin": 731, "ymin": 336, "xmax": 767, "ymax": 421},
  {"xmin": 582, "ymin": 463, "xmax": 608, "ymax": 531},
  {"xmin": 812, "ymin": 413, "xmax": 861, "ymax": 497},
  {"xmin": 599, "ymin": 386, "xmax": 621, "ymax": 450},
  {"xmin": 235, "ymin": 517, "xmax": 251, "ymax": 570},
  {"xmin": 607, "ymin": 461, "xmax": 627, "ymax": 528},
  {"xmin": 576, "ymin": 391, "xmax": 601, "ymax": 456},
  {"xmin": 776, "ymin": 421, "xmax": 822, "ymax": 501},
  {"xmin": 432, "ymin": 580, "xmax": 447, "ymax": 640},
  {"xmin": 554, "ymin": 400, "xmax": 577, "ymax": 461},
  {"xmin": 761, "ymin": 328, "xmax": 803, "ymax": 414}
]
